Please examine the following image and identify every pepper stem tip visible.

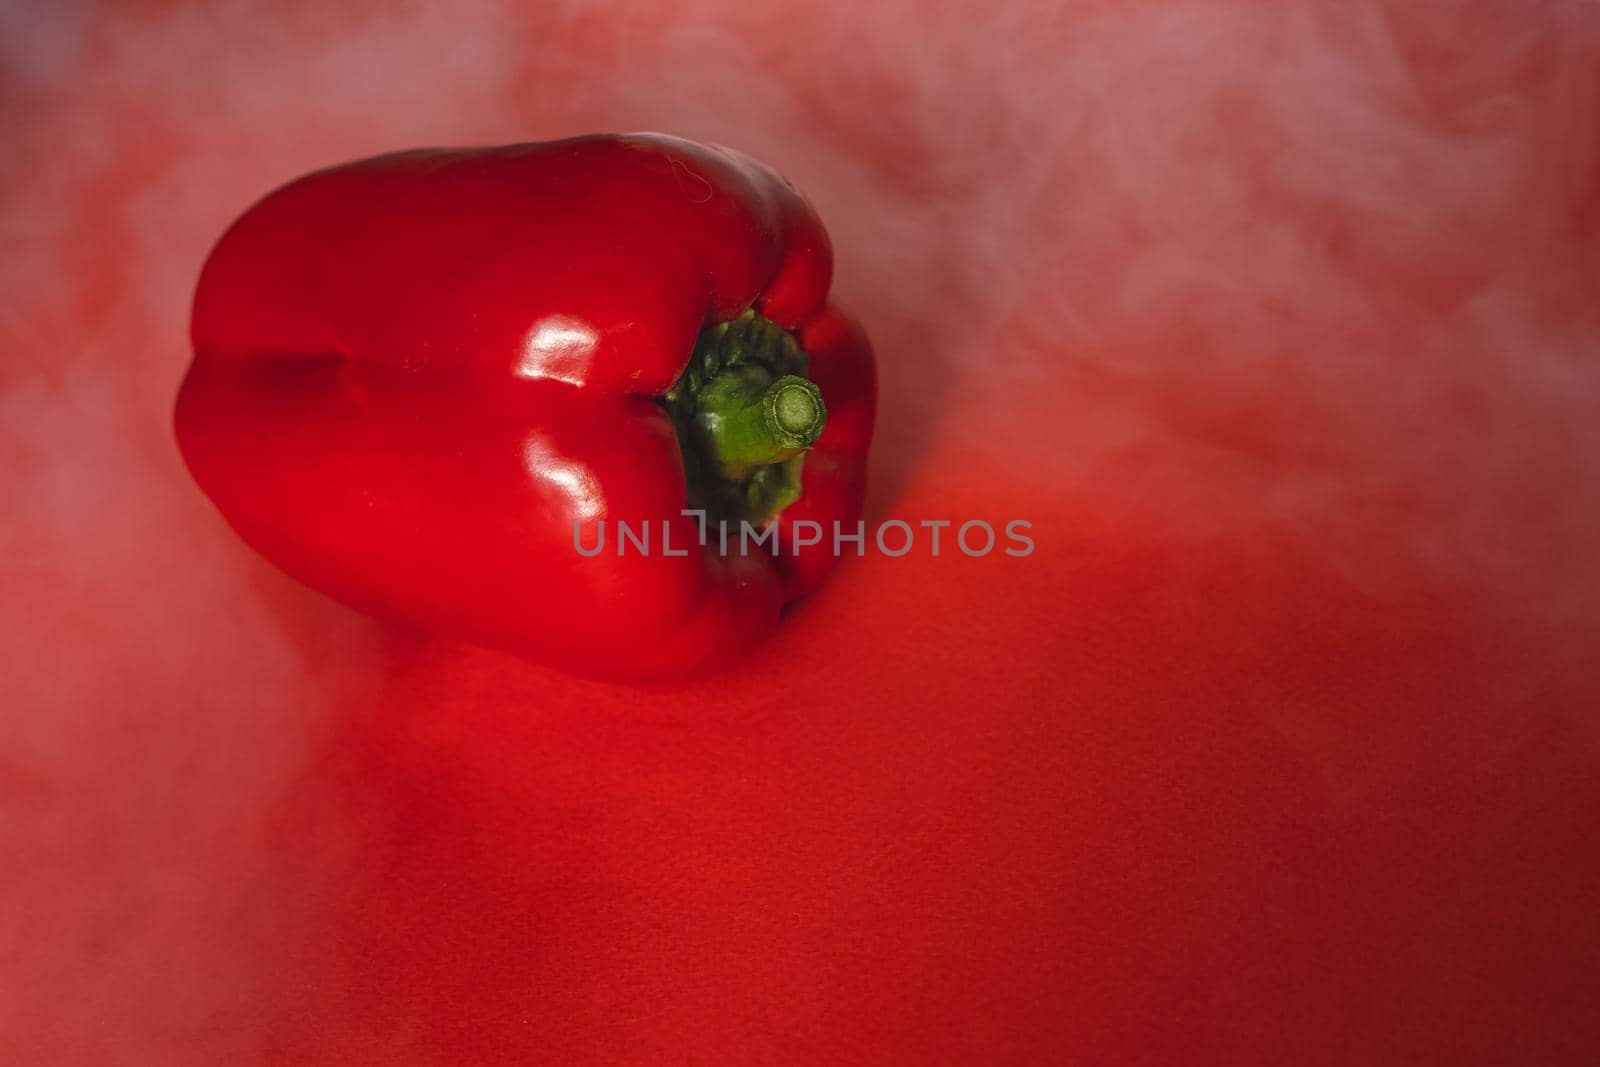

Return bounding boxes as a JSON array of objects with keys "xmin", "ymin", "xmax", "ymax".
[{"xmin": 767, "ymin": 375, "xmax": 825, "ymax": 447}]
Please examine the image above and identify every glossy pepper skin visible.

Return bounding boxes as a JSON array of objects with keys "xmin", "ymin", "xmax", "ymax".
[{"xmin": 175, "ymin": 134, "xmax": 875, "ymax": 679}]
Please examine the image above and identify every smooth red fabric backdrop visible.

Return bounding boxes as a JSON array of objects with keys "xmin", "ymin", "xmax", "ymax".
[{"xmin": 4, "ymin": 0, "xmax": 1598, "ymax": 1063}]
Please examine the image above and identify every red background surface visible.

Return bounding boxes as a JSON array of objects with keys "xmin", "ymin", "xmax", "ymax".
[{"xmin": 4, "ymin": 1, "xmax": 1599, "ymax": 1063}]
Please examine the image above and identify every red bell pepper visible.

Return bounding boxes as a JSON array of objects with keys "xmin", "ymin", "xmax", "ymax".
[{"xmin": 175, "ymin": 133, "xmax": 876, "ymax": 679}]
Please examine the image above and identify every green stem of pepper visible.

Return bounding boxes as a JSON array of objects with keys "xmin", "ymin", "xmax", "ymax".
[
  {"xmin": 661, "ymin": 309, "xmax": 828, "ymax": 525},
  {"xmin": 693, "ymin": 368, "xmax": 825, "ymax": 479}
]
